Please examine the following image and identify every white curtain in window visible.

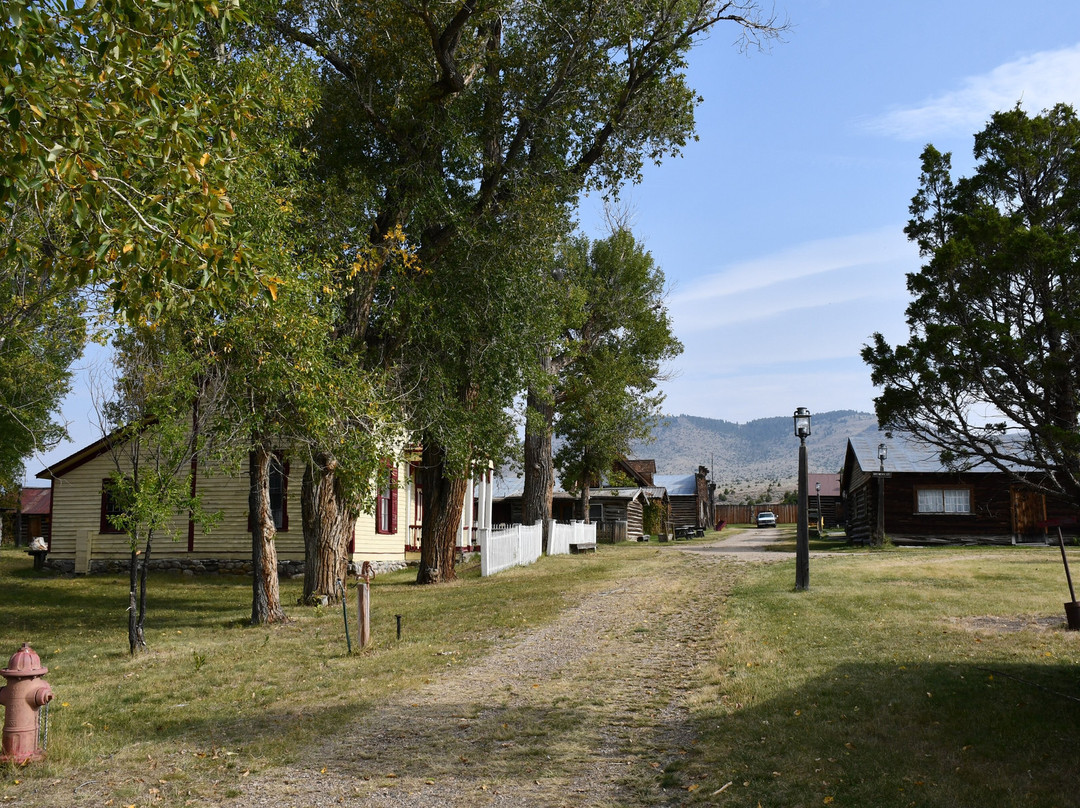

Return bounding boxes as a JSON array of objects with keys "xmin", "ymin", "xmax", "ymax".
[
  {"xmin": 917, "ymin": 489, "xmax": 942, "ymax": 513},
  {"xmin": 943, "ymin": 489, "xmax": 970, "ymax": 513}
]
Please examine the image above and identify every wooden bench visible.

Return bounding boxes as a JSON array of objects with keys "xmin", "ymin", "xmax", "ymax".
[{"xmin": 569, "ymin": 542, "xmax": 597, "ymax": 554}]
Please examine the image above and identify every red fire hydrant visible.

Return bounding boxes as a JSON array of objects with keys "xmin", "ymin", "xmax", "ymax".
[{"xmin": 0, "ymin": 643, "xmax": 54, "ymax": 763}]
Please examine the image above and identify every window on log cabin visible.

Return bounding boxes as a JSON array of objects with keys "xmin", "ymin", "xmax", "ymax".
[
  {"xmin": 916, "ymin": 487, "xmax": 971, "ymax": 514},
  {"xmin": 376, "ymin": 464, "xmax": 398, "ymax": 534}
]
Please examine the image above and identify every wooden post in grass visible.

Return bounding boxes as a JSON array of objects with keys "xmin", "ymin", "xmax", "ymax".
[
  {"xmin": 358, "ymin": 582, "xmax": 371, "ymax": 648},
  {"xmin": 1038, "ymin": 521, "xmax": 1079, "ymax": 630},
  {"xmin": 358, "ymin": 561, "xmax": 374, "ymax": 649}
]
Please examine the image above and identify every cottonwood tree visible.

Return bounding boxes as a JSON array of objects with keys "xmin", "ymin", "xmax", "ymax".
[
  {"xmin": 399, "ymin": 209, "xmax": 565, "ymax": 582},
  {"xmin": 187, "ymin": 43, "xmax": 398, "ymax": 616},
  {"xmin": 0, "ymin": 0, "xmax": 265, "ymax": 490},
  {"xmin": 1, "ymin": 0, "xmax": 264, "ymax": 319},
  {"xmin": 250, "ymin": 0, "xmax": 785, "ymax": 583},
  {"xmin": 864, "ymin": 104, "xmax": 1080, "ymax": 507},
  {"xmin": 523, "ymin": 228, "xmax": 681, "ymax": 537}
]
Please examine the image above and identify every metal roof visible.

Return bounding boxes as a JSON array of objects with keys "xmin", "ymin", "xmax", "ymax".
[
  {"xmin": 847, "ymin": 431, "xmax": 1016, "ymax": 474},
  {"xmin": 807, "ymin": 473, "xmax": 841, "ymax": 497},
  {"xmin": 20, "ymin": 488, "xmax": 51, "ymax": 514},
  {"xmin": 490, "ymin": 470, "xmax": 576, "ymax": 499},
  {"xmin": 590, "ymin": 486, "xmax": 667, "ymax": 501},
  {"xmin": 652, "ymin": 474, "xmax": 696, "ymax": 496}
]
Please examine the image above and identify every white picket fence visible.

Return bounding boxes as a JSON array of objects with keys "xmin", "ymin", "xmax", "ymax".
[
  {"xmin": 479, "ymin": 522, "xmax": 543, "ymax": 577},
  {"xmin": 547, "ymin": 520, "xmax": 596, "ymax": 556}
]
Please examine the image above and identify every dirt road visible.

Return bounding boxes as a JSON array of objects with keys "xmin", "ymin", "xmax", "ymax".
[
  {"xmin": 219, "ymin": 539, "xmax": 761, "ymax": 808},
  {"xmin": 678, "ymin": 526, "xmax": 793, "ymax": 563}
]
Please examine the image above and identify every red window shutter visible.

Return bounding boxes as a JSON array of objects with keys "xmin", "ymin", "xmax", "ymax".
[{"xmin": 390, "ymin": 467, "xmax": 398, "ymax": 533}]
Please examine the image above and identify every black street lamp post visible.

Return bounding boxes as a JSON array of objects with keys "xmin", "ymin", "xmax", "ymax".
[
  {"xmin": 793, "ymin": 407, "xmax": 811, "ymax": 591},
  {"xmin": 875, "ymin": 442, "xmax": 888, "ymax": 546}
]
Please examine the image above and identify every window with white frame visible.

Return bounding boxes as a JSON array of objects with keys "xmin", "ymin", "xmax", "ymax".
[{"xmin": 916, "ymin": 487, "xmax": 971, "ymax": 514}]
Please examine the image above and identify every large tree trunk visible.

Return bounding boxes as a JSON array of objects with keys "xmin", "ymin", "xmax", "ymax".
[
  {"xmin": 416, "ymin": 441, "xmax": 469, "ymax": 584},
  {"xmin": 250, "ymin": 444, "xmax": 286, "ymax": 624},
  {"xmin": 302, "ymin": 453, "xmax": 354, "ymax": 605},
  {"xmin": 522, "ymin": 380, "xmax": 556, "ymax": 549}
]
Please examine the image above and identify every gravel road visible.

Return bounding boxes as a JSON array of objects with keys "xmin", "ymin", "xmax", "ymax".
[{"xmin": 216, "ymin": 540, "xmax": 757, "ymax": 808}]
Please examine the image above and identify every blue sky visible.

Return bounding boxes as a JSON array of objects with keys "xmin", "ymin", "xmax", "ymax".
[
  {"xmin": 28, "ymin": 0, "xmax": 1080, "ymax": 479},
  {"xmin": 580, "ymin": 0, "xmax": 1080, "ymax": 423}
]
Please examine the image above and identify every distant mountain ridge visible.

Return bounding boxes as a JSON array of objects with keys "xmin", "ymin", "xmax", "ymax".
[{"xmin": 630, "ymin": 410, "xmax": 880, "ymax": 502}]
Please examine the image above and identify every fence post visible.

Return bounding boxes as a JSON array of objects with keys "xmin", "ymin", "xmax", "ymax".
[{"xmin": 358, "ymin": 581, "xmax": 371, "ymax": 649}]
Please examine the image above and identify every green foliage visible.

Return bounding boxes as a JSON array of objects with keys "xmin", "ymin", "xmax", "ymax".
[
  {"xmin": 0, "ymin": 1, "xmax": 266, "ymax": 321},
  {"xmin": 251, "ymin": 0, "xmax": 781, "ymax": 465},
  {"xmin": 641, "ymin": 499, "xmax": 666, "ymax": 535},
  {"xmin": 864, "ymin": 103, "xmax": 1080, "ymax": 507},
  {"xmin": 0, "ymin": 0, "xmax": 275, "ymax": 487},
  {"xmin": 555, "ymin": 228, "xmax": 682, "ymax": 493}
]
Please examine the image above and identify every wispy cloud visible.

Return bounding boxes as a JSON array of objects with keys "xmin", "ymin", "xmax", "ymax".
[
  {"xmin": 669, "ymin": 227, "xmax": 915, "ymax": 330},
  {"xmin": 865, "ymin": 44, "xmax": 1080, "ymax": 140}
]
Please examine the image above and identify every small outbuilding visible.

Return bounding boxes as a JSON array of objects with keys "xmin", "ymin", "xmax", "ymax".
[{"xmin": 654, "ymin": 466, "xmax": 714, "ymax": 530}]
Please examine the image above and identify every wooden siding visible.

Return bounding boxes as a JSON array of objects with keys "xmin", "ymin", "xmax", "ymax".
[
  {"xmin": 349, "ymin": 462, "xmax": 411, "ymax": 564},
  {"xmin": 48, "ymin": 449, "xmax": 409, "ymax": 564},
  {"xmin": 669, "ymin": 496, "xmax": 697, "ymax": 528},
  {"xmin": 844, "ymin": 468, "xmax": 1075, "ymax": 544},
  {"xmin": 47, "ymin": 450, "xmax": 306, "ymax": 561},
  {"xmin": 15, "ymin": 513, "xmax": 51, "ymax": 547},
  {"xmin": 626, "ymin": 498, "xmax": 644, "ymax": 539},
  {"xmin": 717, "ymin": 504, "xmax": 799, "ymax": 525}
]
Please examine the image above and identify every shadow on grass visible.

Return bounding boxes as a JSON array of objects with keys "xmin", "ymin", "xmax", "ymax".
[{"xmin": 688, "ymin": 659, "xmax": 1080, "ymax": 808}]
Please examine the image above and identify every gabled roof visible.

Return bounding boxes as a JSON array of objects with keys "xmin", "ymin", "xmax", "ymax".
[
  {"xmin": 591, "ymin": 484, "xmax": 668, "ymax": 500},
  {"xmin": 653, "ymin": 474, "xmax": 696, "ymax": 496},
  {"xmin": 491, "ymin": 469, "xmax": 574, "ymax": 500},
  {"xmin": 36, "ymin": 424, "xmax": 136, "ymax": 480},
  {"xmin": 618, "ymin": 458, "xmax": 656, "ymax": 485},
  {"xmin": 20, "ymin": 487, "xmax": 51, "ymax": 515}
]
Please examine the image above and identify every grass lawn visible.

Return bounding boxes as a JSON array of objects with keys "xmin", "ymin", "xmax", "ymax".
[
  {"xmin": 686, "ymin": 544, "xmax": 1080, "ymax": 808},
  {"xmin": 0, "ymin": 543, "xmax": 643, "ymax": 804},
  {"xmin": 0, "ymin": 538, "xmax": 1078, "ymax": 807}
]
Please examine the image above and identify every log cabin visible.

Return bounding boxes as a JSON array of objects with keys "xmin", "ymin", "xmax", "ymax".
[{"xmin": 842, "ymin": 432, "xmax": 1074, "ymax": 545}]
